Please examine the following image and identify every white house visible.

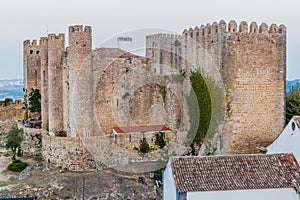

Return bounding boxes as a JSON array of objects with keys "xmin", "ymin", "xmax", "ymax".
[
  {"xmin": 163, "ymin": 154, "xmax": 300, "ymax": 200},
  {"xmin": 267, "ymin": 116, "xmax": 300, "ymax": 162}
]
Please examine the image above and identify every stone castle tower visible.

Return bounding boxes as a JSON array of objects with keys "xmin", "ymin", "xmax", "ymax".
[
  {"xmin": 23, "ymin": 20, "xmax": 286, "ymax": 155},
  {"xmin": 39, "ymin": 37, "xmax": 49, "ymax": 130},
  {"xmin": 24, "ymin": 26, "xmax": 93, "ymax": 138},
  {"xmin": 146, "ymin": 20, "xmax": 286, "ymax": 154},
  {"xmin": 23, "ymin": 39, "xmax": 41, "ymax": 112},
  {"xmin": 48, "ymin": 34, "xmax": 65, "ymax": 134},
  {"xmin": 68, "ymin": 25, "xmax": 93, "ymax": 137}
]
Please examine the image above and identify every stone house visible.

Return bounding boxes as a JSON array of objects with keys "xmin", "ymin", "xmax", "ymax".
[
  {"xmin": 267, "ymin": 116, "xmax": 300, "ymax": 162},
  {"xmin": 163, "ymin": 154, "xmax": 300, "ymax": 200}
]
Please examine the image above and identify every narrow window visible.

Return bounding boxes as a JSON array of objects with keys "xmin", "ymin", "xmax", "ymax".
[
  {"xmin": 126, "ymin": 58, "xmax": 132, "ymax": 64},
  {"xmin": 36, "ymin": 51, "xmax": 40, "ymax": 54},
  {"xmin": 30, "ymin": 50, "xmax": 33, "ymax": 54},
  {"xmin": 292, "ymin": 122, "xmax": 296, "ymax": 131}
]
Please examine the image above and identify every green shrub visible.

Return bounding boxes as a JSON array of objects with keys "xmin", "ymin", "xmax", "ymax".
[
  {"xmin": 139, "ymin": 138, "xmax": 150, "ymax": 153},
  {"xmin": 7, "ymin": 160, "xmax": 28, "ymax": 172},
  {"xmin": 286, "ymin": 84, "xmax": 300, "ymax": 124},
  {"xmin": 28, "ymin": 89, "xmax": 41, "ymax": 113},
  {"xmin": 5, "ymin": 127, "xmax": 24, "ymax": 160},
  {"xmin": 4, "ymin": 98, "xmax": 13, "ymax": 106},
  {"xmin": 155, "ymin": 132, "xmax": 166, "ymax": 149}
]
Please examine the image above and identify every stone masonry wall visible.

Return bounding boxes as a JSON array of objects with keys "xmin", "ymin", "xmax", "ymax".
[
  {"xmin": 68, "ymin": 25, "xmax": 93, "ymax": 137},
  {"xmin": 39, "ymin": 37, "xmax": 49, "ymax": 130},
  {"xmin": 147, "ymin": 20, "xmax": 286, "ymax": 155},
  {"xmin": 48, "ymin": 33, "xmax": 65, "ymax": 134},
  {"xmin": 23, "ymin": 40, "xmax": 41, "ymax": 100},
  {"xmin": 220, "ymin": 21, "xmax": 286, "ymax": 154},
  {"xmin": 0, "ymin": 104, "xmax": 25, "ymax": 121},
  {"xmin": 20, "ymin": 125, "xmax": 44, "ymax": 156},
  {"xmin": 42, "ymin": 134, "xmax": 97, "ymax": 171}
]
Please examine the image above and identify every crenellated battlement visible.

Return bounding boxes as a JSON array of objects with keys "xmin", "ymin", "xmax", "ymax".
[
  {"xmin": 39, "ymin": 37, "xmax": 48, "ymax": 46},
  {"xmin": 146, "ymin": 33, "xmax": 181, "ymax": 40},
  {"xmin": 48, "ymin": 33, "xmax": 65, "ymax": 41},
  {"xmin": 69, "ymin": 25, "xmax": 91, "ymax": 33},
  {"xmin": 183, "ymin": 20, "xmax": 286, "ymax": 38},
  {"xmin": 23, "ymin": 39, "xmax": 41, "ymax": 49}
]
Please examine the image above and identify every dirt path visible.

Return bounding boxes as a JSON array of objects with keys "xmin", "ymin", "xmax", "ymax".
[{"xmin": 0, "ymin": 156, "xmax": 16, "ymax": 183}]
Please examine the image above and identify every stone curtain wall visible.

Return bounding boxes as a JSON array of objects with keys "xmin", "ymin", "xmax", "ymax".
[
  {"xmin": 183, "ymin": 20, "xmax": 286, "ymax": 154},
  {"xmin": 0, "ymin": 104, "xmax": 25, "ymax": 121},
  {"xmin": 147, "ymin": 20, "xmax": 286, "ymax": 154},
  {"xmin": 21, "ymin": 126, "xmax": 44, "ymax": 156},
  {"xmin": 42, "ymin": 134, "xmax": 97, "ymax": 171}
]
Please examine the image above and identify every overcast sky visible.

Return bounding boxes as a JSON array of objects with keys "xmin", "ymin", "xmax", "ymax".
[{"xmin": 0, "ymin": 0, "xmax": 299, "ymax": 80}]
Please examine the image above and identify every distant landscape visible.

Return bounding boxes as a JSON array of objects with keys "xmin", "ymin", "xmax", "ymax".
[
  {"xmin": 0, "ymin": 79, "xmax": 299, "ymax": 101},
  {"xmin": 0, "ymin": 79, "xmax": 24, "ymax": 101}
]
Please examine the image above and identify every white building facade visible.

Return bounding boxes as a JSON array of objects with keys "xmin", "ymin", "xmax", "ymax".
[{"xmin": 267, "ymin": 116, "xmax": 300, "ymax": 162}]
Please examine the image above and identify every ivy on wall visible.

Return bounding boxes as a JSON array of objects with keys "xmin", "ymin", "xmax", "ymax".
[{"xmin": 186, "ymin": 70, "xmax": 223, "ymax": 155}]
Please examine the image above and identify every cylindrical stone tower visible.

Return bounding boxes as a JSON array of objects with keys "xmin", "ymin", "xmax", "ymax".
[
  {"xmin": 68, "ymin": 25, "xmax": 93, "ymax": 137},
  {"xmin": 63, "ymin": 49, "xmax": 70, "ymax": 134},
  {"xmin": 48, "ymin": 33, "xmax": 65, "ymax": 134},
  {"xmin": 23, "ymin": 40, "xmax": 41, "ymax": 120},
  {"xmin": 39, "ymin": 37, "xmax": 49, "ymax": 130}
]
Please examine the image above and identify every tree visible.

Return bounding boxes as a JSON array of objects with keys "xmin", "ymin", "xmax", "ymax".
[
  {"xmin": 139, "ymin": 138, "xmax": 150, "ymax": 153},
  {"xmin": 286, "ymin": 84, "xmax": 300, "ymax": 124},
  {"xmin": 28, "ymin": 89, "xmax": 41, "ymax": 113},
  {"xmin": 155, "ymin": 132, "xmax": 166, "ymax": 149},
  {"xmin": 4, "ymin": 98, "xmax": 13, "ymax": 106},
  {"xmin": 5, "ymin": 127, "xmax": 24, "ymax": 160}
]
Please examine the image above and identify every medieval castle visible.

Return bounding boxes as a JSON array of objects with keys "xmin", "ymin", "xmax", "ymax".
[{"xmin": 23, "ymin": 19, "xmax": 286, "ymax": 164}]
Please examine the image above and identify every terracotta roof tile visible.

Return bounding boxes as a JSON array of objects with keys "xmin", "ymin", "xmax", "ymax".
[
  {"xmin": 171, "ymin": 154, "xmax": 300, "ymax": 193},
  {"xmin": 113, "ymin": 125, "xmax": 171, "ymax": 134}
]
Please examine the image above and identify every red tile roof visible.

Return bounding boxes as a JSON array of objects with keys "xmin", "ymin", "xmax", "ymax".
[
  {"xmin": 171, "ymin": 154, "xmax": 300, "ymax": 193},
  {"xmin": 113, "ymin": 125, "xmax": 171, "ymax": 134}
]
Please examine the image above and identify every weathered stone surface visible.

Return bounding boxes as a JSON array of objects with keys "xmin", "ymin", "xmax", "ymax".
[
  {"xmin": 146, "ymin": 20, "xmax": 286, "ymax": 154},
  {"xmin": 0, "ymin": 104, "xmax": 25, "ymax": 121},
  {"xmin": 23, "ymin": 20, "xmax": 286, "ymax": 159}
]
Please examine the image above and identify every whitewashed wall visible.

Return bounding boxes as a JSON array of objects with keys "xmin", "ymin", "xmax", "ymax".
[
  {"xmin": 267, "ymin": 118, "xmax": 300, "ymax": 162},
  {"xmin": 163, "ymin": 161, "xmax": 178, "ymax": 200},
  {"xmin": 187, "ymin": 188, "xmax": 298, "ymax": 200}
]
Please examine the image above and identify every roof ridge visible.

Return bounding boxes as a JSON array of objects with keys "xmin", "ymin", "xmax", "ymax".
[{"xmin": 171, "ymin": 153, "xmax": 294, "ymax": 160}]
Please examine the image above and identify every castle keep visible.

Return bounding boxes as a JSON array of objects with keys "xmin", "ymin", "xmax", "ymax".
[{"xmin": 23, "ymin": 20, "xmax": 286, "ymax": 156}]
